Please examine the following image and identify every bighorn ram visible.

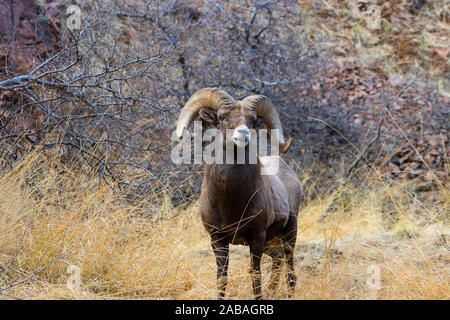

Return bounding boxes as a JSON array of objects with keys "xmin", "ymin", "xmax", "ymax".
[{"xmin": 176, "ymin": 88, "xmax": 302, "ymax": 299}]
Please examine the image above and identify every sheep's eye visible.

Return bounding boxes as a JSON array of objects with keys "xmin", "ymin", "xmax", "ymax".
[{"xmin": 218, "ymin": 115, "xmax": 226, "ymax": 122}]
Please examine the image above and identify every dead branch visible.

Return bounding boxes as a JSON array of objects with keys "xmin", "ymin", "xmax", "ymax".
[{"xmin": 0, "ymin": 255, "xmax": 65, "ymax": 294}]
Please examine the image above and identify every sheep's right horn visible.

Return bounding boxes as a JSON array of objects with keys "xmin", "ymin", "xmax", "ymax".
[
  {"xmin": 241, "ymin": 95, "xmax": 291, "ymax": 153},
  {"xmin": 176, "ymin": 87, "xmax": 235, "ymax": 139}
]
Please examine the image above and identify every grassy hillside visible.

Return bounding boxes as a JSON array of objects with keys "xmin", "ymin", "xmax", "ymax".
[{"xmin": 0, "ymin": 150, "xmax": 447, "ymax": 299}]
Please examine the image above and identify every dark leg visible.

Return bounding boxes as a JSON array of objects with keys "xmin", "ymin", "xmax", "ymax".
[
  {"xmin": 282, "ymin": 215, "xmax": 298, "ymax": 297},
  {"xmin": 249, "ymin": 231, "xmax": 266, "ymax": 300},
  {"xmin": 211, "ymin": 238, "xmax": 229, "ymax": 300},
  {"xmin": 263, "ymin": 239, "xmax": 284, "ymax": 294}
]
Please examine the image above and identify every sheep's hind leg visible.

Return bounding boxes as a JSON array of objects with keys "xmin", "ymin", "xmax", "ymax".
[
  {"xmin": 211, "ymin": 239, "xmax": 229, "ymax": 300},
  {"xmin": 282, "ymin": 215, "xmax": 298, "ymax": 298},
  {"xmin": 263, "ymin": 239, "xmax": 284, "ymax": 295}
]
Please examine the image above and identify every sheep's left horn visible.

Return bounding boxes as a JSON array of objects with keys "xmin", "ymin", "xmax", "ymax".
[
  {"xmin": 241, "ymin": 95, "xmax": 292, "ymax": 153},
  {"xmin": 176, "ymin": 87, "xmax": 235, "ymax": 139}
]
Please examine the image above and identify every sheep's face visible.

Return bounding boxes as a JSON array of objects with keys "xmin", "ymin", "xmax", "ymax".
[{"xmin": 199, "ymin": 103, "xmax": 257, "ymax": 148}]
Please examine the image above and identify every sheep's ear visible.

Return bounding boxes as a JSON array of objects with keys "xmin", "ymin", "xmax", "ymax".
[{"xmin": 199, "ymin": 108, "xmax": 218, "ymax": 126}]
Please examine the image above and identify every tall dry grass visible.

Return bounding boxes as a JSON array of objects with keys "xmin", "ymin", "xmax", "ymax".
[{"xmin": 0, "ymin": 149, "xmax": 448, "ymax": 299}]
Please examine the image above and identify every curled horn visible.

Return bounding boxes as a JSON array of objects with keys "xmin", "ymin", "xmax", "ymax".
[
  {"xmin": 176, "ymin": 87, "xmax": 235, "ymax": 139},
  {"xmin": 241, "ymin": 95, "xmax": 292, "ymax": 153}
]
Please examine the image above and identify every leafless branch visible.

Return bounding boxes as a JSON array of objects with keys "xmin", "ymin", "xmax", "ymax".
[{"xmin": 0, "ymin": 255, "xmax": 65, "ymax": 294}]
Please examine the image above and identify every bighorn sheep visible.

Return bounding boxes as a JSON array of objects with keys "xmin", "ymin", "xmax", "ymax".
[{"xmin": 176, "ymin": 88, "xmax": 302, "ymax": 299}]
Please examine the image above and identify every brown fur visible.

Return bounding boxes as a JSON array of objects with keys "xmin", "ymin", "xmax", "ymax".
[{"xmin": 197, "ymin": 103, "xmax": 302, "ymax": 299}]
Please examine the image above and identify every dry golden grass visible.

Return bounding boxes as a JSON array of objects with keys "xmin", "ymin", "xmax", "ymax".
[{"xmin": 0, "ymin": 149, "xmax": 448, "ymax": 300}]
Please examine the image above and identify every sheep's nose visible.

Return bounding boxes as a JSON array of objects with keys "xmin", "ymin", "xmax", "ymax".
[{"xmin": 238, "ymin": 127, "xmax": 249, "ymax": 135}]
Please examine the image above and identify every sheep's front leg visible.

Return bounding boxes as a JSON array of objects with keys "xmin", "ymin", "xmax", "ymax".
[
  {"xmin": 211, "ymin": 239, "xmax": 229, "ymax": 300},
  {"xmin": 249, "ymin": 231, "xmax": 266, "ymax": 300}
]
